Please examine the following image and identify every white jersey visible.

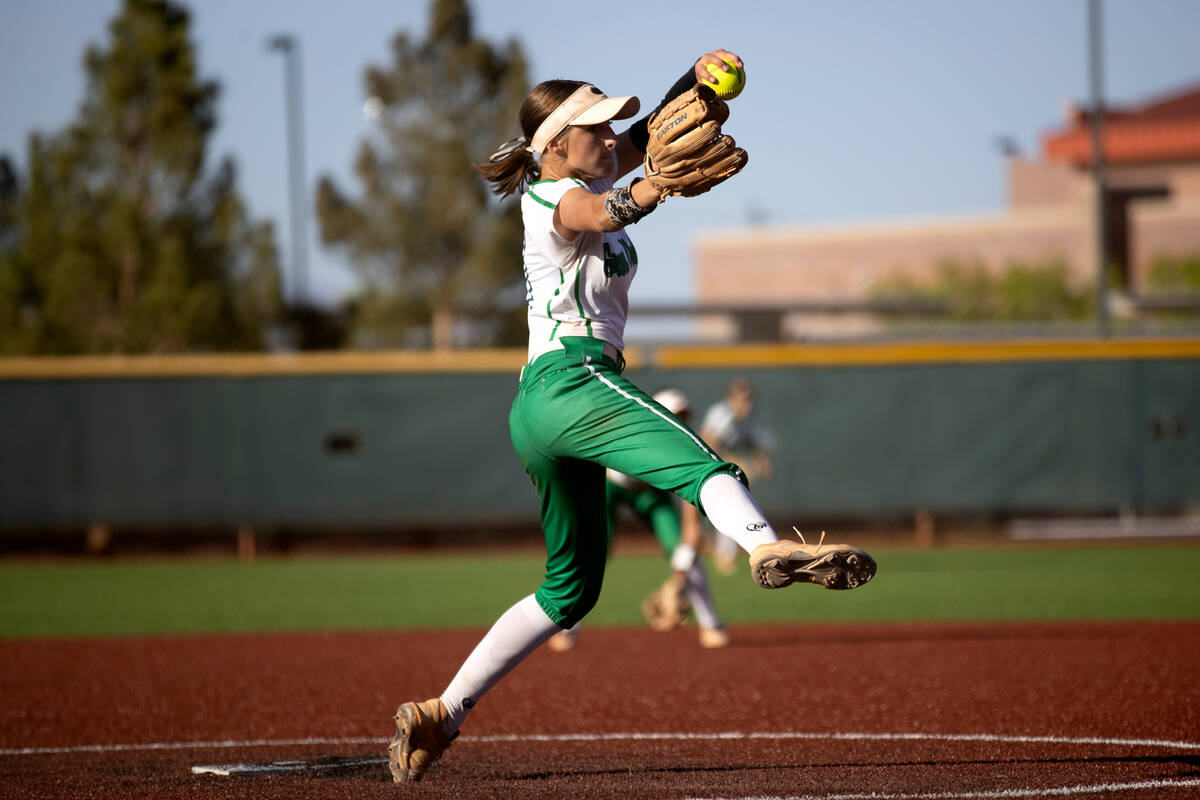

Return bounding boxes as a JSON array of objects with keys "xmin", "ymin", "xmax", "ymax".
[{"xmin": 520, "ymin": 173, "xmax": 638, "ymax": 363}]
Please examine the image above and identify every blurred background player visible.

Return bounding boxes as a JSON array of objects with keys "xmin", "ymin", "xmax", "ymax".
[
  {"xmin": 700, "ymin": 377, "xmax": 778, "ymax": 572},
  {"xmin": 549, "ymin": 387, "xmax": 730, "ymax": 652}
]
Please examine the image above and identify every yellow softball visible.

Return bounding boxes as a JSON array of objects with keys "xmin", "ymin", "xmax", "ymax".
[{"xmin": 704, "ymin": 57, "xmax": 746, "ymax": 101}]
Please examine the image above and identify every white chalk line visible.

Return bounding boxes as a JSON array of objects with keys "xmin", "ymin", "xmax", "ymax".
[
  {"xmin": 678, "ymin": 778, "xmax": 1200, "ymax": 800},
  {"xmin": 469, "ymin": 731, "xmax": 1200, "ymax": 750},
  {"xmin": 192, "ymin": 755, "xmax": 383, "ymax": 777},
  {"xmin": 3, "ymin": 729, "xmax": 1200, "ymax": 757},
  {"xmin": 0, "ymin": 736, "xmax": 381, "ymax": 757}
]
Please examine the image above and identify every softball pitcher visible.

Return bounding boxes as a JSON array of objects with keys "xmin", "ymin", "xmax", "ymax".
[{"xmin": 387, "ymin": 50, "xmax": 877, "ymax": 783}]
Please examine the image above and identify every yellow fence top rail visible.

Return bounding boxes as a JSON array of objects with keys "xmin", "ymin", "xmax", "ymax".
[
  {"xmin": 0, "ymin": 349, "xmax": 529, "ymax": 379},
  {"xmin": 0, "ymin": 339, "xmax": 1197, "ymax": 378},
  {"xmin": 652, "ymin": 338, "xmax": 1200, "ymax": 368}
]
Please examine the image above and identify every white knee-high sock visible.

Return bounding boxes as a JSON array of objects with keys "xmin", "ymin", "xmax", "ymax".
[
  {"xmin": 699, "ymin": 473, "xmax": 779, "ymax": 553},
  {"xmin": 440, "ymin": 594, "xmax": 559, "ymax": 733}
]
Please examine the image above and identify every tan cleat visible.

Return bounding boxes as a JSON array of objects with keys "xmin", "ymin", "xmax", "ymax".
[
  {"xmin": 749, "ymin": 530, "xmax": 876, "ymax": 590},
  {"xmin": 698, "ymin": 626, "xmax": 731, "ymax": 648},
  {"xmin": 547, "ymin": 628, "xmax": 578, "ymax": 652},
  {"xmin": 388, "ymin": 698, "xmax": 457, "ymax": 783}
]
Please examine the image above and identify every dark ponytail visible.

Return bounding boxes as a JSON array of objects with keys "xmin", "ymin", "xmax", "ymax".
[{"xmin": 473, "ymin": 80, "xmax": 584, "ymax": 198}]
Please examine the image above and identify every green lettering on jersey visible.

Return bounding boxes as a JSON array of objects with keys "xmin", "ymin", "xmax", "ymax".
[{"xmin": 603, "ymin": 237, "xmax": 637, "ymax": 279}]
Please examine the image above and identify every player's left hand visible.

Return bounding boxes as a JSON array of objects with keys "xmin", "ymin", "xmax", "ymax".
[{"xmin": 643, "ymin": 83, "xmax": 748, "ymax": 200}]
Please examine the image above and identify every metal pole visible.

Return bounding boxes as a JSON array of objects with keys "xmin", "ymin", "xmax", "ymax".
[
  {"xmin": 267, "ymin": 35, "xmax": 309, "ymax": 306},
  {"xmin": 1087, "ymin": 0, "xmax": 1109, "ymax": 336}
]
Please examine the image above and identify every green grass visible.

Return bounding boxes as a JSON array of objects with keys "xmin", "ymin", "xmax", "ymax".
[{"xmin": 2, "ymin": 545, "xmax": 1199, "ymax": 638}]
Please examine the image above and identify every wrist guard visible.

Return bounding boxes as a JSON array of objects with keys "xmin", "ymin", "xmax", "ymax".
[{"xmin": 605, "ymin": 181, "xmax": 654, "ymax": 227}]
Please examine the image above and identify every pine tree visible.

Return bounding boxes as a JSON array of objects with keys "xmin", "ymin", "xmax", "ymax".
[
  {"xmin": 0, "ymin": 154, "xmax": 40, "ymax": 352},
  {"xmin": 0, "ymin": 0, "xmax": 282, "ymax": 355},
  {"xmin": 316, "ymin": 0, "xmax": 528, "ymax": 349}
]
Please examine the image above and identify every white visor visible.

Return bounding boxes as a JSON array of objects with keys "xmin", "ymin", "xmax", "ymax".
[{"xmin": 529, "ymin": 84, "xmax": 640, "ymax": 154}]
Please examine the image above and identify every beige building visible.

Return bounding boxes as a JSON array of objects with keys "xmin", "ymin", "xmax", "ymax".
[{"xmin": 691, "ymin": 81, "xmax": 1200, "ymax": 339}]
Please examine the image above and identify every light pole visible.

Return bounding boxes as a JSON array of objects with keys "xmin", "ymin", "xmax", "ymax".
[
  {"xmin": 267, "ymin": 34, "xmax": 308, "ymax": 307},
  {"xmin": 1087, "ymin": 0, "xmax": 1109, "ymax": 336}
]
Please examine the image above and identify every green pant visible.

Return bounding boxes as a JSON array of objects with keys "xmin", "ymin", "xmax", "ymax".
[
  {"xmin": 606, "ymin": 481, "xmax": 681, "ymax": 555},
  {"xmin": 509, "ymin": 337, "xmax": 743, "ymax": 627}
]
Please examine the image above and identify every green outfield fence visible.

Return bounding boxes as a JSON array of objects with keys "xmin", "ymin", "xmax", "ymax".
[{"xmin": 0, "ymin": 338, "xmax": 1197, "ymax": 544}]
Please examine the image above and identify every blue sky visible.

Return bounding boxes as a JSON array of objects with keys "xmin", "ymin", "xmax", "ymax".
[{"xmin": 2, "ymin": 0, "xmax": 1199, "ymax": 311}]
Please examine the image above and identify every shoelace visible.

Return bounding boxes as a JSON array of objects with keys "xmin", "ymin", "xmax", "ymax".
[{"xmin": 793, "ymin": 526, "xmax": 826, "ymax": 553}]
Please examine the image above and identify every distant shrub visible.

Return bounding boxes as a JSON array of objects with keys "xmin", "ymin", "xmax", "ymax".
[
  {"xmin": 1144, "ymin": 254, "xmax": 1200, "ymax": 292},
  {"xmin": 872, "ymin": 259, "xmax": 1093, "ymax": 321}
]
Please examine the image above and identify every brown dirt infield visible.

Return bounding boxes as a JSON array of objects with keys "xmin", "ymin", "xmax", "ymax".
[{"xmin": 2, "ymin": 620, "xmax": 1199, "ymax": 799}]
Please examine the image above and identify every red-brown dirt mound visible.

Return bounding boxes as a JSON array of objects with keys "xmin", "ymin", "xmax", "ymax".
[{"xmin": 3, "ymin": 621, "xmax": 1199, "ymax": 799}]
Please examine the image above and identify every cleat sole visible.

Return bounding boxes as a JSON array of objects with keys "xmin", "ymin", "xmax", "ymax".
[{"xmin": 753, "ymin": 547, "xmax": 877, "ymax": 590}]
